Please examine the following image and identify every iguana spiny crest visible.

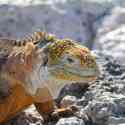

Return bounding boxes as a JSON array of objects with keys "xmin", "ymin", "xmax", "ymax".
[{"xmin": 0, "ymin": 31, "xmax": 99, "ymax": 100}]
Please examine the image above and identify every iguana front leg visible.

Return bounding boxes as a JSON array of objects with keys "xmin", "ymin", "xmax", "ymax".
[
  {"xmin": 35, "ymin": 101, "xmax": 74, "ymax": 121},
  {"xmin": 33, "ymin": 87, "xmax": 55, "ymax": 121},
  {"xmin": 35, "ymin": 101, "xmax": 76, "ymax": 122},
  {"xmin": 34, "ymin": 87, "xmax": 75, "ymax": 121}
]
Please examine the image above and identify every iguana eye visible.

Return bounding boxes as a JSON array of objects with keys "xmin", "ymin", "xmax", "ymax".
[
  {"xmin": 62, "ymin": 54, "xmax": 79, "ymax": 65},
  {"xmin": 67, "ymin": 57, "xmax": 74, "ymax": 63},
  {"xmin": 65, "ymin": 56, "xmax": 78, "ymax": 65}
]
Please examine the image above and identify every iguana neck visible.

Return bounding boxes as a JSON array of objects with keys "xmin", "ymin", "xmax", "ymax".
[{"xmin": 26, "ymin": 62, "xmax": 67, "ymax": 100}]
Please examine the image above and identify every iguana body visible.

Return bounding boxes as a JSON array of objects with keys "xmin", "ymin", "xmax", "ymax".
[{"xmin": 0, "ymin": 32, "xmax": 99, "ymax": 123}]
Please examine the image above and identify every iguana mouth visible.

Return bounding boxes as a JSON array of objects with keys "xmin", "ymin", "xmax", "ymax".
[
  {"xmin": 63, "ymin": 67, "xmax": 99, "ymax": 77},
  {"xmin": 47, "ymin": 65, "xmax": 99, "ymax": 81}
]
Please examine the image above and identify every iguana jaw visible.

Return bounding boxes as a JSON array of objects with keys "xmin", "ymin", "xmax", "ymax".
[
  {"xmin": 26, "ymin": 62, "xmax": 98, "ymax": 99},
  {"xmin": 37, "ymin": 65, "xmax": 99, "ymax": 99}
]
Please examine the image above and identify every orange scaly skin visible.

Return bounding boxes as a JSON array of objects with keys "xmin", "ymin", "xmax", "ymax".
[{"xmin": 0, "ymin": 32, "xmax": 99, "ymax": 123}]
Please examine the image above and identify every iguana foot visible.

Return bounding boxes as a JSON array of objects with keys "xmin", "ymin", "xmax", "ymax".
[
  {"xmin": 40, "ymin": 107, "xmax": 75, "ymax": 122},
  {"xmin": 51, "ymin": 106, "xmax": 79, "ymax": 120},
  {"xmin": 35, "ymin": 100, "xmax": 78, "ymax": 122}
]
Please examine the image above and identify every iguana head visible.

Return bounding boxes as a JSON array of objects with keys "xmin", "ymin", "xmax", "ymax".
[
  {"xmin": 5, "ymin": 32, "xmax": 99, "ymax": 99},
  {"xmin": 25, "ymin": 32, "xmax": 99, "ymax": 99},
  {"xmin": 41, "ymin": 39, "xmax": 99, "ymax": 82}
]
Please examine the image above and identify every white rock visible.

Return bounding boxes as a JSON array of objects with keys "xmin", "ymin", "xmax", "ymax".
[
  {"xmin": 56, "ymin": 117, "xmax": 85, "ymax": 125},
  {"xmin": 60, "ymin": 95, "xmax": 77, "ymax": 108},
  {"xmin": 94, "ymin": 7, "xmax": 125, "ymax": 64}
]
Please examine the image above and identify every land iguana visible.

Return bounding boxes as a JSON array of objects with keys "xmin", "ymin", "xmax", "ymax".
[{"xmin": 0, "ymin": 31, "xmax": 99, "ymax": 123}]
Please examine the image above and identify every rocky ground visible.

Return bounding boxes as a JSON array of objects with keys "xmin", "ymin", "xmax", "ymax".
[{"xmin": 1, "ymin": 0, "xmax": 125, "ymax": 125}]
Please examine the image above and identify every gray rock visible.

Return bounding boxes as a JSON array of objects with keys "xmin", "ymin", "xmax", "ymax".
[
  {"xmin": 108, "ymin": 116, "xmax": 125, "ymax": 125},
  {"xmin": 83, "ymin": 100, "xmax": 112, "ymax": 125},
  {"xmin": 94, "ymin": 7, "xmax": 125, "ymax": 64},
  {"xmin": 82, "ymin": 91, "xmax": 125, "ymax": 125},
  {"xmin": 56, "ymin": 117, "xmax": 85, "ymax": 125},
  {"xmin": 60, "ymin": 95, "xmax": 77, "ymax": 108}
]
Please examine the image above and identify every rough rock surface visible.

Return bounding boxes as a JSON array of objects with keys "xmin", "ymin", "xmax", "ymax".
[
  {"xmin": 94, "ymin": 7, "xmax": 125, "ymax": 64},
  {"xmin": 56, "ymin": 117, "xmax": 85, "ymax": 125}
]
